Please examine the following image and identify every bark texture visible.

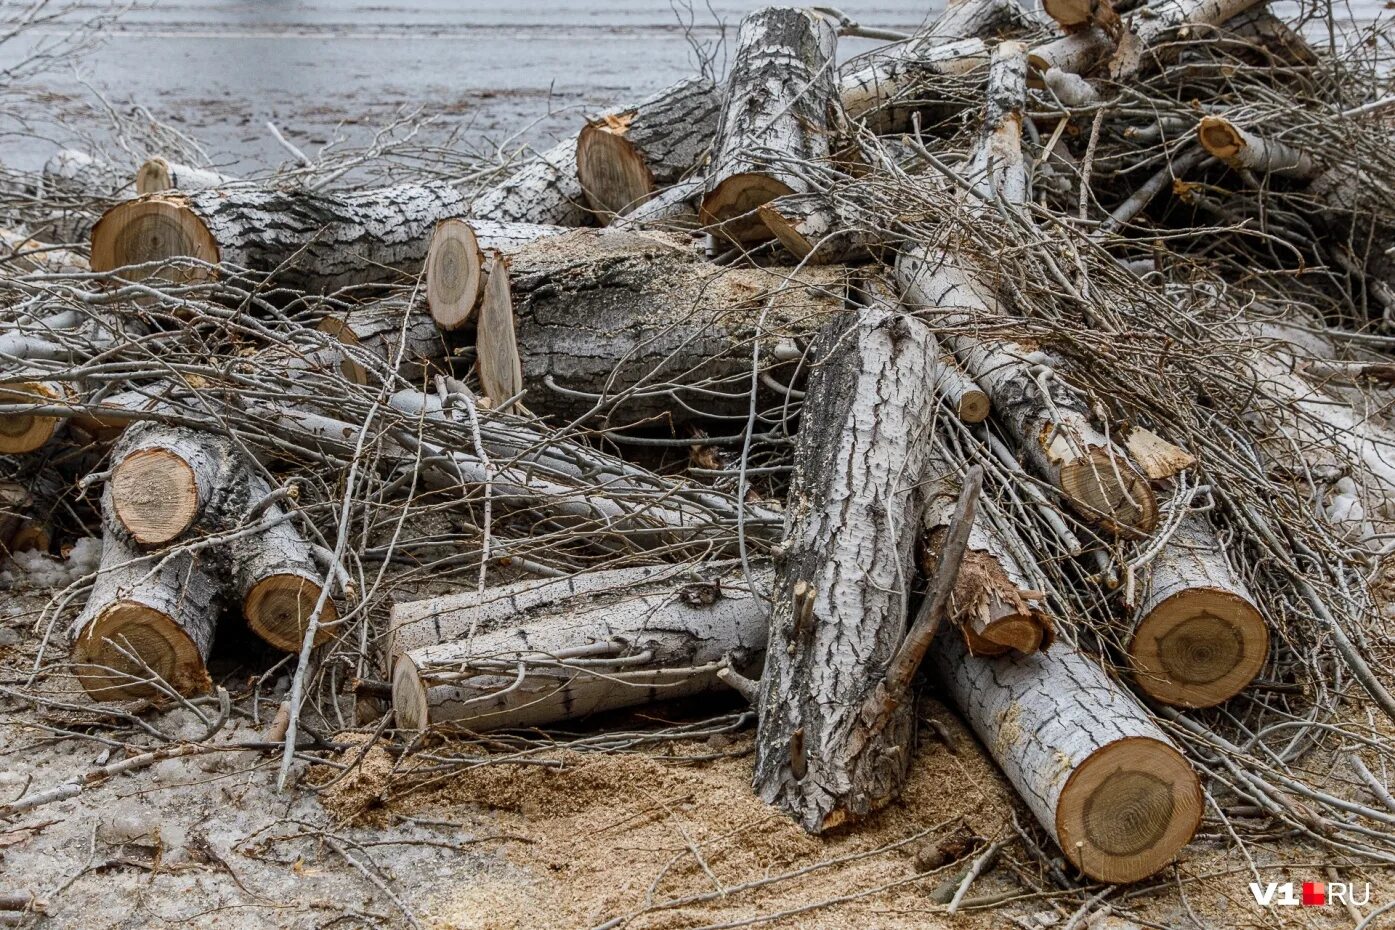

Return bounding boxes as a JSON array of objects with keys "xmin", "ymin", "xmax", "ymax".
[
  {"xmin": 423, "ymin": 217, "xmax": 568, "ymax": 330},
  {"xmin": 472, "ymin": 138, "xmax": 588, "ymax": 227},
  {"xmin": 701, "ymin": 8, "xmax": 838, "ymax": 242},
  {"xmin": 932, "ymin": 632, "xmax": 1204, "ymax": 882},
  {"xmin": 317, "ymin": 296, "xmax": 444, "ymax": 387},
  {"xmin": 393, "ymin": 562, "xmax": 770, "ymax": 731},
  {"xmin": 576, "ymin": 77, "xmax": 722, "ymax": 219},
  {"xmin": 754, "ymin": 306, "xmax": 942, "ymax": 833},
  {"xmin": 91, "ymin": 184, "xmax": 468, "ymax": 292}
]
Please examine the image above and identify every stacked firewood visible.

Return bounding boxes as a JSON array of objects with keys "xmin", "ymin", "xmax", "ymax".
[{"xmin": 7, "ymin": 0, "xmax": 1395, "ymax": 890}]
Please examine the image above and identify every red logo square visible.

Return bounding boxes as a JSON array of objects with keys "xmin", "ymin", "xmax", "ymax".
[{"xmin": 1302, "ymin": 882, "xmax": 1326, "ymax": 906}]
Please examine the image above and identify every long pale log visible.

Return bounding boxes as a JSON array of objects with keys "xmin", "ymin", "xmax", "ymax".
[
  {"xmin": 1129, "ymin": 515, "xmax": 1267, "ymax": 707},
  {"xmin": 71, "ymin": 490, "xmax": 220, "ymax": 700},
  {"xmin": 576, "ymin": 77, "xmax": 721, "ymax": 220},
  {"xmin": 91, "ymin": 183, "xmax": 467, "ymax": 292},
  {"xmin": 1027, "ymin": 28, "xmax": 1113, "ymax": 78},
  {"xmin": 700, "ymin": 7, "xmax": 838, "ymax": 243},
  {"xmin": 967, "ymin": 41, "xmax": 1029, "ymax": 204},
  {"xmin": 134, "ymin": 157, "xmax": 236, "ymax": 195},
  {"xmin": 1114, "ymin": 0, "xmax": 1265, "ymax": 76},
  {"xmin": 422, "ymin": 217, "xmax": 567, "ymax": 330},
  {"xmin": 932, "ymin": 631, "xmax": 1203, "ymax": 882},
  {"xmin": 392, "ymin": 562, "xmax": 769, "ymax": 731},
  {"xmin": 472, "ymin": 138, "xmax": 588, "ymax": 227},
  {"xmin": 754, "ymin": 305, "xmax": 942, "ymax": 832}
]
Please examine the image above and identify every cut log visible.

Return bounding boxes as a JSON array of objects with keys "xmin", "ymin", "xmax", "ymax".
[
  {"xmin": 422, "ymin": 217, "xmax": 567, "ymax": 331},
  {"xmin": 108, "ymin": 423, "xmax": 235, "ymax": 547},
  {"xmin": 576, "ymin": 77, "xmax": 721, "ymax": 220},
  {"xmin": 475, "ymin": 257, "xmax": 524, "ymax": 411},
  {"xmin": 484, "ymin": 228, "xmax": 846, "ymax": 424},
  {"xmin": 1041, "ymin": 0, "xmax": 1118, "ymax": 32},
  {"xmin": 932, "ymin": 631, "xmax": 1203, "ymax": 882},
  {"xmin": 1195, "ymin": 116, "xmax": 1317, "ymax": 178},
  {"xmin": 754, "ymin": 305, "xmax": 942, "ymax": 832},
  {"xmin": 316, "ymin": 297, "xmax": 444, "ymax": 387},
  {"xmin": 472, "ymin": 137, "xmax": 588, "ymax": 227},
  {"xmin": 72, "ymin": 491, "xmax": 221, "ymax": 700},
  {"xmin": 757, "ymin": 191, "xmax": 886, "ymax": 266},
  {"xmin": 0, "ymin": 381, "xmax": 69, "ymax": 454},
  {"xmin": 967, "ymin": 41, "xmax": 1029, "ymax": 205},
  {"xmin": 134, "ymin": 157, "xmax": 235, "ymax": 195},
  {"xmin": 233, "ymin": 473, "xmax": 337, "ymax": 652},
  {"xmin": 700, "ymin": 8, "xmax": 838, "ymax": 243},
  {"xmin": 1129, "ymin": 515, "xmax": 1268, "ymax": 708},
  {"xmin": 90, "ymin": 183, "xmax": 467, "ymax": 292},
  {"xmin": 392, "ymin": 562, "xmax": 769, "ymax": 731},
  {"xmin": 1115, "ymin": 0, "xmax": 1265, "ymax": 77},
  {"xmin": 1027, "ymin": 28, "xmax": 1113, "ymax": 79}
]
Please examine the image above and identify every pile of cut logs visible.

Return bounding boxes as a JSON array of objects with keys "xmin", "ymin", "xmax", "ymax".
[{"xmin": 7, "ymin": 0, "xmax": 1395, "ymax": 888}]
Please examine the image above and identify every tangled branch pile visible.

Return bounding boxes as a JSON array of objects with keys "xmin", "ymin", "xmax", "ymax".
[{"xmin": 6, "ymin": 0, "xmax": 1395, "ymax": 915}]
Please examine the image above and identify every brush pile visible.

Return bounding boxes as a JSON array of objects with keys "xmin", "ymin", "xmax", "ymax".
[{"xmin": 6, "ymin": 0, "xmax": 1395, "ymax": 906}]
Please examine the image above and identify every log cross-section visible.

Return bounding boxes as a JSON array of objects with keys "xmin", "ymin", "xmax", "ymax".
[{"xmin": 754, "ymin": 305, "xmax": 942, "ymax": 832}]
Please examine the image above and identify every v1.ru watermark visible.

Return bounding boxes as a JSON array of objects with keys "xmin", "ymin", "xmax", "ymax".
[{"xmin": 1250, "ymin": 881, "xmax": 1371, "ymax": 907}]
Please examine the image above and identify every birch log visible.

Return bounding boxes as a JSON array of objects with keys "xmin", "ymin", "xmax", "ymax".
[
  {"xmin": 134, "ymin": 157, "xmax": 236, "ymax": 195},
  {"xmin": 90, "ymin": 183, "xmax": 467, "ymax": 292},
  {"xmin": 932, "ymin": 632, "xmax": 1203, "ymax": 882},
  {"xmin": 576, "ymin": 77, "xmax": 722, "ymax": 220},
  {"xmin": 754, "ymin": 305, "xmax": 942, "ymax": 832},
  {"xmin": 1129, "ymin": 515, "xmax": 1268, "ymax": 707},
  {"xmin": 700, "ymin": 8, "xmax": 838, "ymax": 243},
  {"xmin": 71, "ymin": 490, "xmax": 221, "ymax": 700},
  {"xmin": 472, "ymin": 138, "xmax": 588, "ymax": 227},
  {"xmin": 392, "ymin": 562, "xmax": 770, "ymax": 731},
  {"xmin": 422, "ymin": 217, "xmax": 567, "ymax": 330},
  {"xmin": 1195, "ymin": 116, "xmax": 1317, "ymax": 178}
]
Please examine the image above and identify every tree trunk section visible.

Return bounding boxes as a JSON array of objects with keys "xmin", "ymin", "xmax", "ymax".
[
  {"xmin": 576, "ymin": 77, "xmax": 721, "ymax": 220},
  {"xmin": 90, "ymin": 183, "xmax": 467, "ymax": 292},
  {"xmin": 1128, "ymin": 515, "xmax": 1268, "ymax": 708},
  {"xmin": 701, "ymin": 8, "xmax": 838, "ymax": 243},
  {"xmin": 108, "ymin": 422, "xmax": 237, "ymax": 547},
  {"xmin": 471, "ymin": 137, "xmax": 589, "ymax": 227},
  {"xmin": 931, "ymin": 631, "xmax": 1203, "ymax": 883},
  {"xmin": 475, "ymin": 258, "xmax": 524, "ymax": 411},
  {"xmin": 316, "ymin": 296, "xmax": 444, "ymax": 387},
  {"xmin": 754, "ymin": 306, "xmax": 943, "ymax": 833},
  {"xmin": 423, "ymin": 217, "xmax": 567, "ymax": 330},
  {"xmin": 392, "ymin": 562, "xmax": 770, "ymax": 731}
]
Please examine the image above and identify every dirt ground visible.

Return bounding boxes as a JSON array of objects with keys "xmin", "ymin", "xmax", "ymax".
[{"xmin": 1, "ymin": 549, "xmax": 1386, "ymax": 930}]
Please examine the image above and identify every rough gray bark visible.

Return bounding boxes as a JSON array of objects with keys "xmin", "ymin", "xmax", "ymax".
[
  {"xmin": 423, "ymin": 217, "xmax": 569, "ymax": 330},
  {"xmin": 108, "ymin": 422, "xmax": 238, "ymax": 547},
  {"xmin": 1129, "ymin": 514, "xmax": 1268, "ymax": 708},
  {"xmin": 498, "ymin": 228, "xmax": 847, "ymax": 425},
  {"xmin": 71, "ymin": 486, "xmax": 222, "ymax": 701},
  {"xmin": 754, "ymin": 305, "xmax": 943, "ymax": 833},
  {"xmin": 90, "ymin": 183, "xmax": 468, "ymax": 293},
  {"xmin": 701, "ymin": 8, "xmax": 838, "ymax": 242},
  {"xmin": 1118, "ymin": 0, "xmax": 1265, "ymax": 76},
  {"xmin": 576, "ymin": 77, "xmax": 721, "ymax": 219},
  {"xmin": 392, "ymin": 562, "xmax": 770, "ymax": 731},
  {"xmin": 931, "ymin": 631, "xmax": 1204, "ymax": 883},
  {"xmin": 317, "ymin": 296, "xmax": 444, "ymax": 387},
  {"xmin": 472, "ymin": 138, "xmax": 589, "ymax": 227}
]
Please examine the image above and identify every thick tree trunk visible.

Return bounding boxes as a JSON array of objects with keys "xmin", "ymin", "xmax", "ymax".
[
  {"xmin": 700, "ymin": 8, "xmax": 838, "ymax": 243},
  {"xmin": 931, "ymin": 631, "xmax": 1203, "ymax": 883},
  {"xmin": 71, "ymin": 488, "xmax": 221, "ymax": 701},
  {"xmin": 1128, "ymin": 515, "xmax": 1268, "ymax": 708},
  {"xmin": 487, "ymin": 229, "xmax": 847, "ymax": 425},
  {"xmin": 108, "ymin": 422, "xmax": 238, "ymax": 547},
  {"xmin": 754, "ymin": 306, "xmax": 942, "ymax": 833},
  {"xmin": 316, "ymin": 296, "xmax": 444, "ymax": 387},
  {"xmin": 1121, "ymin": 0, "xmax": 1264, "ymax": 75},
  {"xmin": 134, "ymin": 157, "xmax": 236, "ymax": 195},
  {"xmin": 90, "ymin": 183, "xmax": 468, "ymax": 292},
  {"xmin": 576, "ymin": 77, "xmax": 721, "ymax": 220},
  {"xmin": 472, "ymin": 138, "xmax": 589, "ymax": 227},
  {"xmin": 423, "ymin": 217, "xmax": 567, "ymax": 330},
  {"xmin": 392, "ymin": 562, "xmax": 770, "ymax": 731}
]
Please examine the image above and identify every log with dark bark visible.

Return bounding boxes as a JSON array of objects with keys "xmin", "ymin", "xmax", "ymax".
[
  {"xmin": 700, "ymin": 7, "xmax": 838, "ymax": 243},
  {"xmin": 90, "ymin": 183, "xmax": 467, "ymax": 292},
  {"xmin": 422, "ymin": 217, "xmax": 567, "ymax": 331},
  {"xmin": 392, "ymin": 562, "xmax": 769, "ymax": 731},
  {"xmin": 1128, "ymin": 515, "xmax": 1268, "ymax": 708},
  {"xmin": 932, "ymin": 631, "xmax": 1203, "ymax": 882},
  {"xmin": 753, "ymin": 305, "xmax": 943, "ymax": 832},
  {"xmin": 576, "ymin": 77, "xmax": 721, "ymax": 220}
]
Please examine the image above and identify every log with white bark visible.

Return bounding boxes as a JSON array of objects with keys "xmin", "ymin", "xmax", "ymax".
[
  {"xmin": 576, "ymin": 77, "xmax": 721, "ymax": 220},
  {"xmin": 472, "ymin": 138, "xmax": 589, "ymax": 227},
  {"xmin": 422, "ymin": 217, "xmax": 567, "ymax": 330},
  {"xmin": 967, "ymin": 41, "xmax": 1029, "ymax": 205},
  {"xmin": 700, "ymin": 8, "xmax": 838, "ymax": 243},
  {"xmin": 108, "ymin": 422, "xmax": 237, "ymax": 547},
  {"xmin": 753, "ymin": 305, "xmax": 942, "ymax": 832},
  {"xmin": 932, "ymin": 631, "xmax": 1203, "ymax": 882},
  {"xmin": 71, "ymin": 489, "xmax": 221, "ymax": 700},
  {"xmin": 41, "ymin": 149, "xmax": 130, "ymax": 201},
  {"xmin": 470, "ymin": 227, "xmax": 846, "ymax": 425},
  {"xmin": 1114, "ymin": 0, "xmax": 1265, "ymax": 77},
  {"xmin": 839, "ymin": 38, "xmax": 990, "ymax": 133},
  {"xmin": 1027, "ymin": 28, "xmax": 1113, "ymax": 79},
  {"xmin": 90, "ymin": 183, "xmax": 467, "ymax": 292},
  {"xmin": 392, "ymin": 562, "xmax": 770, "ymax": 731},
  {"xmin": 1194, "ymin": 116, "xmax": 1318, "ymax": 178},
  {"xmin": 756, "ymin": 190, "xmax": 887, "ymax": 266},
  {"xmin": 1128, "ymin": 514, "xmax": 1268, "ymax": 708},
  {"xmin": 315, "ymin": 296, "xmax": 444, "ymax": 387},
  {"xmin": 134, "ymin": 157, "xmax": 236, "ymax": 195}
]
